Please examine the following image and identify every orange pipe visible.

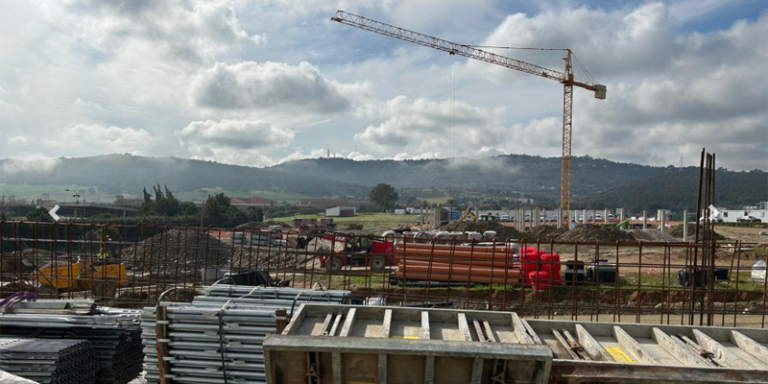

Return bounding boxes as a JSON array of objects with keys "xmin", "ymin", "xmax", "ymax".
[
  {"xmin": 394, "ymin": 248, "xmax": 516, "ymax": 261},
  {"xmin": 399, "ymin": 262, "xmax": 521, "ymax": 279},
  {"xmin": 394, "ymin": 255, "xmax": 516, "ymax": 268},
  {"xmin": 397, "ymin": 243, "xmax": 517, "ymax": 251},
  {"xmin": 391, "ymin": 271, "xmax": 520, "ymax": 284}
]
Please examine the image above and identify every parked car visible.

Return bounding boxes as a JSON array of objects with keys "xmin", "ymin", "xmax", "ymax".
[
  {"xmin": 500, "ymin": 215, "xmax": 510, "ymax": 222},
  {"xmin": 737, "ymin": 215, "xmax": 762, "ymax": 223}
]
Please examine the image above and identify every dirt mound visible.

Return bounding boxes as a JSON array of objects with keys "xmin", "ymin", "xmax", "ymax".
[
  {"xmin": 522, "ymin": 225, "xmax": 567, "ymax": 241},
  {"xmin": 440, "ymin": 222, "xmax": 522, "ymax": 240},
  {"xmin": 630, "ymin": 229, "xmax": 680, "ymax": 242},
  {"xmin": 121, "ymin": 229, "xmax": 232, "ymax": 272},
  {"xmin": 235, "ymin": 221, "xmax": 264, "ymax": 230},
  {"xmin": 668, "ymin": 224, "xmax": 726, "ymax": 240},
  {"xmin": 556, "ymin": 225, "xmax": 635, "ymax": 242}
]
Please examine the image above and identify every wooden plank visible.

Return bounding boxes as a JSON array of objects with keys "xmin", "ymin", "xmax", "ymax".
[
  {"xmin": 473, "ymin": 319, "xmax": 487, "ymax": 343},
  {"xmin": 652, "ymin": 327, "xmax": 714, "ymax": 367},
  {"xmin": 381, "ymin": 309, "xmax": 392, "ymax": 338},
  {"xmin": 563, "ymin": 330, "xmax": 591, "ymax": 361},
  {"xmin": 512, "ymin": 314, "xmax": 536, "ymax": 344},
  {"xmin": 458, "ymin": 313, "xmax": 473, "ymax": 341},
  {"xmin": 483, "ymin": 320, "xmax": 497, "ymax": 343},
  {"xmin": 329, "ymin": 312, "xmax": 343, "ymax": 337},
  {"xmin": 421, "ymin": 311, "xmax": 430, "ymax": 340},
  {"xmin": 693, "ymin": 329, "xmax": 750, "ymax": 369},
  {"xmin": 282, "ymin": 304, "xmax": 306, "ymax": 335},
  {"xmin": 576, "ymin": 324, "xmax": 613, "ymax": 362},
  {"xmin": 315, "ymin": 313, "xmax": 334, "ymax": 336},
  {"xmin": 339, "ymin": 308, "xmax": 357, "ymax": 337},
  {"xmin": 552, "ymin": 329, "xmax": 581, "ymax": 360},
  {"xmin": 731, "ymin": 330, "xmax": 768, "ymax": 365},
  {"xmin": 613, "ymin": 326, "xmax": 657, "ymax": 365}
]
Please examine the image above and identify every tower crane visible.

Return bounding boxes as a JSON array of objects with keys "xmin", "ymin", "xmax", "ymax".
[{"xmin": 331, "ymin": 10, "xmax": 606, "ymax": 225}]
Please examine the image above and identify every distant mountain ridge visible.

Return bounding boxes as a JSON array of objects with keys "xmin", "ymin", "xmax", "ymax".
[{"xmin": 1, "ymin": 154, "xmax": 765, "ymax": 210}]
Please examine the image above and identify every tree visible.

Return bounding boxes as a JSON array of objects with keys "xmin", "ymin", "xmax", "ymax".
[
  {"xmin": 204, "ymin": 193, "xmax": 232, "ymax": 226},
  {"xmin": 369, "ymin": 183, "xmax": 398, "ymax": 211},
  {"xmin": 26, "ymin": 207, "xmax": 53, "ymax": 222},
  {"xmin": 142, "ymin": 187, "xmax": 151, "ymax": 203}
]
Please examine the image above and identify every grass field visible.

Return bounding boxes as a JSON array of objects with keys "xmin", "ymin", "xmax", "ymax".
[
  {"xmin": 166, "ymin": 188, "xmax": 312, "ymax": 203},
  {"xmin": 272, "ymin": 213, "xmax": 418, "ymax": 234}
]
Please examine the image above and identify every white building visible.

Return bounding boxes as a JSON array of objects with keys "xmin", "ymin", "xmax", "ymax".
[
  {"xmin": 325, "ymin": 206, "xmax": 356, "ymax": 217},
  {"xmin": 718, "ymin": 209, "xmax": 767, "ymax": 223}
]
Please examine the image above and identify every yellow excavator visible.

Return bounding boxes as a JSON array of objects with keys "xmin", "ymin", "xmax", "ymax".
[
  {"xmin": 36, "ymin": 247, "xmax": 127, "ymax": 298},
  {"xmin": 458, "ymin": 206, "xmax": 478, "ymax": 222}
]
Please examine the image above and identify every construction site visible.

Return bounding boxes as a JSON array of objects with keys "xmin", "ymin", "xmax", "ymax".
[{"xmin": 0, "ymin": 7, "xmax": 767, "ymax": 384}]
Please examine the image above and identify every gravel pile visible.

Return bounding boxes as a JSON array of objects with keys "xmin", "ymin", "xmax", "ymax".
[
  {"xmin": 522, "ymin": 225, "xmax": 567, "ymax": 241},
  {"xmin": 668, "ymin": 224, "xmax": 726, "ymax": 240},
  {"xmin": 228, "ymin": 247, "xmax": 312, "ymax": 270},
  {"xmin": 556, "ymin": 225, "xmax": 635, "ymax": 242},
  {"xmin": 121, "ymin": 229, "xmax": 232, "ymax": 273},
  {"xmin": 630, "ymin": 229, "xmax": 681, "ymax": 242}
]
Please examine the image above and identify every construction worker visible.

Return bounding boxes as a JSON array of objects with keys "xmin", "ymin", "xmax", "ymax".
[{"xmin": 96, "ymin": 247, "xmax": 110, "ymax": 266}]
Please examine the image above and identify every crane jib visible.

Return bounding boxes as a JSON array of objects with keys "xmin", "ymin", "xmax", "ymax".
[{"xmin": 331, "ymin": 10, "xmax": 606, "ymax": 90}]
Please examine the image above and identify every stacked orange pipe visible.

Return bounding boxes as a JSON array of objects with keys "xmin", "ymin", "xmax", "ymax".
[{"xmin": 392, "ymin": 242, "xmax": 521, "ymax": 284}]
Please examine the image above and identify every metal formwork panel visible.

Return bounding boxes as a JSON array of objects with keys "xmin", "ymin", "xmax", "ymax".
[
  {"xmin": 264, "ymin": 304, "xmax": 553, "ymax": 384},
  {"xmin": 524, "ymin": 319, "xmax": 768, "ymax": 383}
]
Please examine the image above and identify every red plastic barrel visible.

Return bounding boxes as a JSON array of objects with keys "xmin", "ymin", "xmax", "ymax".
[
  {"xmin": 528, "ymin": 270, "xmax": 551, "ymax": 290},
  {"xmin": 540, "ymin": 253, "xmax": 561, "ymax": 274},
  {"xmin": 520, "ymin": 249, "xmax": 540, "ymax": 280}
]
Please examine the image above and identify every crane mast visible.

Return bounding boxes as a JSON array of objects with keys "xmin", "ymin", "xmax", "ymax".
[{"xmin": 332, "ymin": 10, "xmax": 606, "ymax": 226}]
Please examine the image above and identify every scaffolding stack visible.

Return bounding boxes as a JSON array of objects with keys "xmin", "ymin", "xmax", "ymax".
[
  {"xmin": 0, "ymin": 301, "xmax": 144, "ymax": 384},
  {"xmin": 0, "ymin": 338, "xmax": 99, "ymax": 384},
  {"xmin": 142, "ymin": 285, "xmax": 350, "ymax": 384}
]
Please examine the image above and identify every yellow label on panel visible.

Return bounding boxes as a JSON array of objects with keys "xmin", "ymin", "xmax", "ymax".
[
  {"xmin": 605, "ymin": 347, "xmax": 635, "ymax": 363},
  {"xmin": 391, "ymin": 336, "xmax": 419, "ymax": 340}
]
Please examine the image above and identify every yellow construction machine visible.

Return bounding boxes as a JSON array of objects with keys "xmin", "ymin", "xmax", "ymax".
[
  {"xmin": 458, "ymin": 206, "xmax": 477, "ymax": 222},
  {"xmin": 37, "ymin": 258, "xmax": 127, "ymax": 298}
]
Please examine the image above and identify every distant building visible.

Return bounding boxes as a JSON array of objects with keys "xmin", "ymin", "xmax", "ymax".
[
  {"xmin": 718, "ymin": 209, "xmax": 767, "ymax": 223},
  {"xmin": 298, "ymin": 199, "xmax": 349, "ymax": 208},
  {"xmin": 326, "ymin": 206, "xmax": 356, "ymax": 217},
  {"xmin": 230, "ymin": 197, "xmax": 274, "ymax": 208}
]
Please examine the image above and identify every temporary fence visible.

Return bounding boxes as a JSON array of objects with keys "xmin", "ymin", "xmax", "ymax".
[{"xmin": 1, "ymin": 220, "xmax": 766, "ymax": 328}]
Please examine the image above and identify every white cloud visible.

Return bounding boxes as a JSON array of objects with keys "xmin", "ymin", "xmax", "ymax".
[
  {"xmin": 190, "ymin": 62, "xmax": 362, "ymax": 114},
  {"xmin": 48, "ymin": 124, "xmax": 152, "ymax": 155},
  {"xmin": 41, "ymin": 0, "xmax": 264, "ymax": 65},
  {"xmin": 177, "ymin": 119, "xmax": 293, "ymax": 149},
  {"xmin": 354, "ymin": 96, "xmax": 506, "ymax": 154},
  {"xmin": 279, "ymin": 148, "xmax": 328, "ymax": 163},
  {"xmin": 392, "ymin": 152, "xmax": 441, "ymax": 161},
  {"xmin": 190, "ymin": 61, "xmax": 357, "ymax": 114},
  {"xmin": 0, "ymin": 0, "xmax": 765, "ymax": 171},
  {"xmin": 176, "ymin": 119, "xmax": 294, "ymax": 166},
  {"xmin": 346, "ymin": 151, "xmax": 375, "ymax": 161},
  {"xmin": 7, "ymin": 136, "xmax": 28, "ymax": 145},
  {"xmin": 1, "ymin": 155, "xmax": 60, "ymax": 174}
]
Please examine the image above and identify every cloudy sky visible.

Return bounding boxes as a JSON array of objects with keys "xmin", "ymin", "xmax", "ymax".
[{"xmin": 0, "ymin": 0, "xmax": 766, "ymax": 171}]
